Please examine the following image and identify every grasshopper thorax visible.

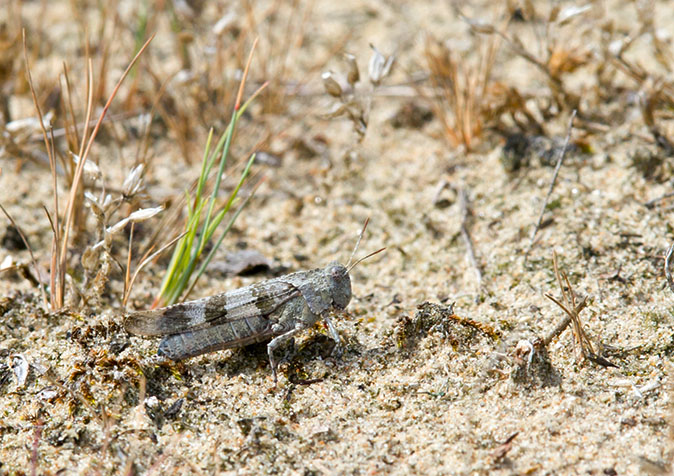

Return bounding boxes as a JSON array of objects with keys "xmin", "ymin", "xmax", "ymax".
[{"xmin": 325, "ymin": 261, "xmax": 352, "ymax": 310}]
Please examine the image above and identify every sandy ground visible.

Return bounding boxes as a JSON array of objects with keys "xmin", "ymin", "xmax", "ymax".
[{"xmin": 1, "ymin": 0, "xmax": 673, "ymax": 474}]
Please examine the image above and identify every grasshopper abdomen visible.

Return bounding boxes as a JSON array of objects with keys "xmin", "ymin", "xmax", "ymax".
[{"xmin": 157, "ymin": 316, "xmax": 275, "ymax": 360}]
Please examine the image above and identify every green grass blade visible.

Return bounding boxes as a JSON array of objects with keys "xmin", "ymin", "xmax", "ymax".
[
  {"xmin": 185, "ymin": 174, "xmax": 257, "ymax": 298},
  {"xmin": 156, "ymin": 83, "xmax": 263, "ymax": 306}
]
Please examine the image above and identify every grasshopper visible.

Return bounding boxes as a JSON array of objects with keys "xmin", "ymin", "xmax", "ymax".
[{"xmin": 124, "ymin": 221, "xmax": 383, "ymax": 382}]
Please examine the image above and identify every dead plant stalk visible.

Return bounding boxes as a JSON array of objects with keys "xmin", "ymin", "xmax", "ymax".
[
  {"xmin": 544, "ymin": 252, "xmax": 594, "ymax": 360},
  {"xmin": 23, "ymin": 32, "xmax": 155, "ymax": 309},
  {"xmin": 526, "ymin": 109, "xmax": 576, "ymax": 260}
]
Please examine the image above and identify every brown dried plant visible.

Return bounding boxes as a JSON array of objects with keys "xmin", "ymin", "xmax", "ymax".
[
  {"xmin": 23, "ymin": 32, "xmax": 155, "ymax": 310},
  {"xmin": 424, "ymin": 33, "xmax": 500, "ymax": 151},
  {"xmin": 456, "ymin": 3, "xmax": 596, "ymax": 138},
  {"xmin": 242, "ymin": 0, "xmax": 312, "ymax": 114},
  {"xmin": 322, "ymin": 46, "xmax": 394, "ymax": 144},
  {"xmin": 607, "ymin": 1, "xmax": 674, "ymax": 154},
  {"xmin": 544, "ymin": 252, "xmax": 593, "ymax": 361},
  {"xmin": 142, "ymin": 2, "xmax": 314, "ymax": 165},
  {"xmin": 543, "ymin": 252, "xmax": 615, "ymax": 369}
]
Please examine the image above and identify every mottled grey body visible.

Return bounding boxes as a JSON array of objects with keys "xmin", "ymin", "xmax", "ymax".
[
  {"xmin": 124, "ymin": 261, "xmax": 352, "ymax": 381},
  {"xmin": 156, "ymin": 295, "xmax": 306, "ymax": 360}
]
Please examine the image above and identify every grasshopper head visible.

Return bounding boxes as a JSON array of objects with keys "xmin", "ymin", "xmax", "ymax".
[{"xmin": 325, "ymin": 261, "xmax": 351, "ymax": 310}]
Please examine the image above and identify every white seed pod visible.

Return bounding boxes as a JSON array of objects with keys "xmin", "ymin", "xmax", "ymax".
[
  {"xmin": 84, "ymin": 191, "xmax": 102, "ymax": 210},
  {"xmin": 368, "ymin": 45, "xmax": 394, "ymax": 86},
  {"xmin": 122, "ymin": 164, "xmax": 145, "ymax": 197},
  {"xmin": 323, "ymin": 102, "xmax": 347, "ymax": 119},
  {"xmin": 101, "ymin": 206, "xmax": 163, "ymax": 246},
  {"xmin": 127, "ymin": 206, "xmax": 164, "ymax": 222}
]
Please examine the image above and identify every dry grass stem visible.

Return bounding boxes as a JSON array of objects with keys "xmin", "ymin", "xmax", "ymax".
[
  {"xmin": 526, "ymin": 110, "xmax": 576, "ymax": 260},
  {"xmin": 22, "ymin": 31, "xmax": 61, "ymax": 309},
  {"xmin": 458, "ymin": 188, "xmax": 482, "ymax": 293},
  {"xmin": 665, "ymin": 244, "xmax": 674, "ymax": 295},
  {"xmin": 544, "ymin": 252, "xmax": 596, "ymax": 362},
  {"xmin": 0, "ymin": 204, "xmax": 48, "ymax": 309},
  {"xmin": 59, "ymin": 35, "xmax": 155, "ymax": 303}
]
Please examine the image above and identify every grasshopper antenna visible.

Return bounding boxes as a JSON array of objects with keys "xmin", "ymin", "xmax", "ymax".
[
  {"xmin": 346, "ymin": 217, "xmax": 370, "ymax": 269},
  {"xmin": 347, "ymin": 247, "xmax": 386, "ymax": 272}
]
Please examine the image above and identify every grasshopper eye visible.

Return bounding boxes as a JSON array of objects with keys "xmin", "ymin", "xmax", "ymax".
[{"xmin": 329, "ymin": 265, "xmax": 344, "ymax": 278}]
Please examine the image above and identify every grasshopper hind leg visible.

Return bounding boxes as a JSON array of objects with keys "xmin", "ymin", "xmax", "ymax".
[{"xmin": 322, "ymin": 313, "xmax": 343, "ymax": 357}]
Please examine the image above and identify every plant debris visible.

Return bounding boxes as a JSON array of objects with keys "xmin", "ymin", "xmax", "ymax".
[{"xmin": 395, "ymin": 302, "xmax": 499, "ymax": 351}]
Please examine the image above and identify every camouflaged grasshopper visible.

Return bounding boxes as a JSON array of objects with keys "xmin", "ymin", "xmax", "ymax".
[{"xmin": 124, "ymin": 221, "xmax": 383, "ymax": 382}]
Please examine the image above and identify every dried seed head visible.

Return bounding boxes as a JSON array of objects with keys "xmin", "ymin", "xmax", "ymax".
[
  {"xmin": 105, "ymin": 206, "xmax": 163, "ymax": 236},
  {"xmin": 344, "ymin": 53, "xmax": 360, "ymax": 86},
  {"xmin": 102, "ymin": 194, "xmax": 113, "ymax": 212},
  {"xmin": 81, "ymin": 246, "xmax": 99, "ymax": 271},
  {"xmin": 465, "ymin": 17, "xmax": 496, "ymax": 35},
  {"xmin": 123, "ymin": 164, "xmax": 145, "ymax": 197},
  {"xmin": 368, "ymin": 44, "xmax": 394, "ymax": 86},
  {"xmin": 548, "ymin": 5, "xmax": 560, "ymax": 22},
  {"xmin": 84, "ymin": 192, "xmax": 104, "ymax": 217},
  {"xmin": 322, "ymin": 71, "xmax": 343, "ymax": 97},
  {"xmin": 127, "ymin": 206, "xmax": 164, "ymax": 222}
]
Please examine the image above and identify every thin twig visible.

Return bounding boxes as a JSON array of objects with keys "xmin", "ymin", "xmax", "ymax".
[
  {"xmin": 543, "ymin": 294, "xmax": 587, "ymax": 347},
  {"xmin": 30, "ymin": 418, "xmax": 43, "ymax": 476},
  {"xmin": 525, "ymin": 110, "xmax": 577, "ymax": 260},
  {"xmin": 458, "ymin": 188, "xmax": 482, "ymax": 292},
  {"xmin": 43, "ymin": 206, "xmax": 58, "ymax": 308},
  {"xmin": 645, "ymin": 192, "xmax": 674, "ymax": 209},
  {"xmin": 123, "ymin": 231, "xmax": 188, "ymax": 307},
  {"xmin": 665, "ymin": 243, "xmax": 674, "ymax": 294},
  {"xmin": 0, "ymin": 204, "xmax": 48, "ymax": 309},
  {"xmin": 62, "ymin": 61, "xmax": 81, "ymax": 156},
  {"xmin": 124, "ymin": 222, "xmax": 135, "ymax": 303}
]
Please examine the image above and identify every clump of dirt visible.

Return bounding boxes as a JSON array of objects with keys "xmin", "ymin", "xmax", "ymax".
[{"xmin": 394, "ymin": 301, "xmax": 498, "ymax": 352}]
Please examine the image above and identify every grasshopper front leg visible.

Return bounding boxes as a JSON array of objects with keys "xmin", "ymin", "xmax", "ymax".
[{"xmin": 322, "ymin": 313, "xmax": 343, "ymax": 357}]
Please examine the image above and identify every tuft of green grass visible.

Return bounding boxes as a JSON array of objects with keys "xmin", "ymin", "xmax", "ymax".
[{"xmin": 155, "ymin": 42, "xmax": 266, "ymax": 307}]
